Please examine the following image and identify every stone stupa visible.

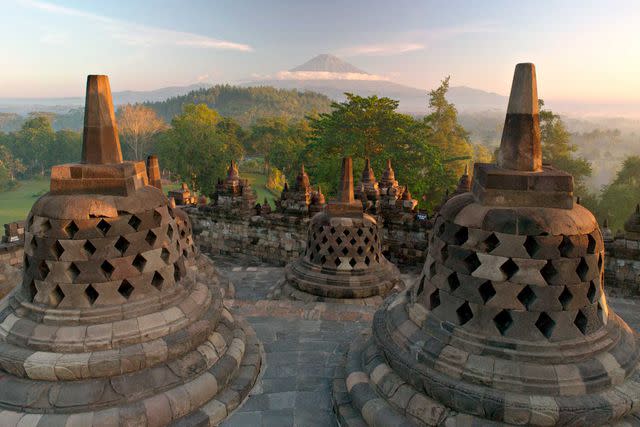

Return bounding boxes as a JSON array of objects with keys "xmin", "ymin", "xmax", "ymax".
[
  {"xmin": 0, "ymin": 75, "xmax": 261, "ymax": 426},
  {"xmin": 272, "ymin": 157, "xmax": 402, "ymax": 304},
  {"xmin": 604, "ymin": 205, "xmax": 640, "ymax": 296},
  {"xmin": 356, "ymin": 158, "xmax": 381, "ymax": 213},
  {"xmin": 334, "ymin": 64, "xmax": 640, "ymax": 426}
]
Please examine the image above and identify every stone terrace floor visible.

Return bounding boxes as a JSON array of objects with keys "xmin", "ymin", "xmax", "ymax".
[{"xmin": 210, "ymin": 253, "xmax": 640, "ymax": 427}]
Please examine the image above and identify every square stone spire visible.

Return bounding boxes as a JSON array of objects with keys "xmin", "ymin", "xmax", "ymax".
[
  {"xmin": 81, "ymin": 75, "xmax": 123, "ymax": 165},
  {"xmin": 472, "ymin": 63, "xmax": 573, "ymax": 209},
  {"xmin": 50, "ymin": 75, "xmax": 147, "ymax": 196},
  {"xmin": 338, "ymin": 157, "xmax": 355, "ymax": 203},
  {"xmin": 327, "ymin": 157, "xmax": 363, "ymax": 216},
  {"xmin": 498, "ymin": 63, "xmax": 542, "ymax": 172}
]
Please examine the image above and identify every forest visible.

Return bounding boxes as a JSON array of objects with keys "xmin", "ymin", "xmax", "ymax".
[{"xmin": 1, "ymin": 81, "xmax": 640, "ymax": 230}]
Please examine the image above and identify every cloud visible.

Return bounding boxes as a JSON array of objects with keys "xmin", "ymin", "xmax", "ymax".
[
  {"xmin": 339, "ymin": 43, "xmax": 426, "ymax": 57},
  {"xmin": 274, "ymin": 71, "xmax": 389, "ymax": 81},
  {"xmin": 339, "ymin": 23, "xmax": 498, "ymax": 57},
  {"xmin": 19, "ymin": 0, "xmax": 253, "ymax": 52},
  {"xmin": 40, "ymin": 32, "xmax": 68, "ymax": 45}
]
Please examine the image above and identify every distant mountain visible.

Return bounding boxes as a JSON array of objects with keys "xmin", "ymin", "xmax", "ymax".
[
  {"xmin": 0, "ymin": 83, "xmax": 213, "ymax": 115},
  {"xmin": 245, "ymin": 55, "xmax": 508, "ymax": 113},
  {"xmin": 291, "ymin": 54, "xmax": 368, "ymax": 74},
  {"xmin": 145, "ymin": 85, "xmax": 332, "ymax": 127},
  {"xmin": 113, "ymin": 83, "xmax": 213, "ymax": 105}
]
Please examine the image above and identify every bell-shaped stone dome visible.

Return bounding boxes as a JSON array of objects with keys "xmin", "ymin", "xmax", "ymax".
[
  {"xmin": 0, "ymin": 75, "xmax": 262, "ymax": 426},
  {"xmin": 334, "ymin": 64, "xmax": 640, "ymax": 426},
  {"xmin": 275, "ymin": 157, "xmax": 402, "ymax": 303}
]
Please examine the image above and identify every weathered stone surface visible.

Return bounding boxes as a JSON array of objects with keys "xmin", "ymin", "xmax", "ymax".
[
  {"xmin": 272, "ymin": 157, "xmax": 404, "ymax": 303},
  {"xmin": 0, "ymin": 74, "xmax": 262, "ymax": 426},
  {"xmin": 81, "ymin": 75, "xmax": 122, "ymax": 165},
  {"xmin": 146, "ymin": 155, "xmax": 162, "ymax": 191},
  {"xmin": 497, "ymin": 63, "xmax": 541, "ymax": 172},
  {"xmin": 334, "ymin": 63, "xmax": 640, "ymax": 426}
]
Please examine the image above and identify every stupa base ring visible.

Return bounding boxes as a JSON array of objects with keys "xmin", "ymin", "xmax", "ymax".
[
  {"xmin": 0, "ymin": 314, "xmax": 262, "ymax": 427},
  {"xmin": 281, "ymin": 258, "xmax": 403, "ymax": 300},
  {"xmin": 333, "ymin": 294, "xmax": 640, "ymax": 426}
]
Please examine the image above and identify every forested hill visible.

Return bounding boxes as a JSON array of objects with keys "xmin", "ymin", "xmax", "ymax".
[{"xmin": 145, "ymin": 85, "xmax": 333, "ymax": 126}]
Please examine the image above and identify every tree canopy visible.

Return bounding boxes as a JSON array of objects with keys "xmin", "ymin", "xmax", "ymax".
[
  {"xmin": 116, "ymin": 104, "xmax": 167, "ymax": 160},
  {"xmin": 594, "ymin": 156, "xmax": 640, "ymax": 231},
  {"xmin": 0, "ymin": 116, "xmax": 81, "ymax": 178},
  {"xmin": 425, "ymin": 76, "xmax": 474, "ymax": 177},
  {"xmin": 155, "ymin": 104, "xmax": 244, "ymax": 195},
  {"xmin": 539, "ymin": 100, "xmax": 592, "ymax": 189},
  {"xmin": 301, "ymin": 92, "xmax": 455, "ymax": 209}
]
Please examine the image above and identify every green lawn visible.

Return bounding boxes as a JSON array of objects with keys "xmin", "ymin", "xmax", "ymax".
[
  {"xmin": 243, "ymin": 172, "xmax": 277, "ymax": 208},
  {"xmin": 0, "ymin": 174, "xmax": 276, "ymax": 226},
  {"xmin": 0, "ymin": 178, "xmax": 50, "ymax": 225}
]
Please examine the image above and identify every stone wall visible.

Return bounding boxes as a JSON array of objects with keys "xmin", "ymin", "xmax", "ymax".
[
  {"xmin": 604, "ymin": 239, "xmax": 640, "ymax": 296},
  {"xmin": 0, "ymin": 241, "xmax": 22, "ymax": 299},
  {"xmin": 188, "ymin": 207, "xmax": 429, "ymax": 266}
]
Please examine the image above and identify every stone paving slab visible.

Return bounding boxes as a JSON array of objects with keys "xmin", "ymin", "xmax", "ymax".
[
  {"xmin": 212, "ymin": 253, "xmax": 420, "ymax": 302},
  {"xmin": 211, "ymin": 254, "xmax": 640, "ymax": 426},
  {"xmin": 221, "ymin": 316, "xmax": 370, "ymax": 427}
]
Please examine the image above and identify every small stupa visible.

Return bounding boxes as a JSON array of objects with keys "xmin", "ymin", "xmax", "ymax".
[
  {"xmin": 273, "ymin": 157, "xmax": 402, "ymax": 303},
  {"xmin": 452, "ymin": 163, "xmax": 472, "ymax": 195}
]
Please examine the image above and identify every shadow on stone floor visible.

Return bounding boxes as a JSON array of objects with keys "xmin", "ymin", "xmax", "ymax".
[{"xmin": 210, "ymin": 254, "xmax": 640, "ymax": 427}]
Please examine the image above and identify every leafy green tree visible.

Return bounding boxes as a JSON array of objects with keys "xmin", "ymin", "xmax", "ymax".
[
  {"xmin": 425, "ymin": 77, "xmax": 473, "ymax": 176},
  {"xmin": 156, "ymin": 104, "xmax": 244, "ymax": 195},
  {"xmin": 49, "ymin": 130, "xmax": 82, "ymax": 166},
  {"xmin": 259, "ymin": 119, "xmax": 311, "ymax": 178},
  {"xmin": 539, "ymin": 100, "xmax": 592, "ymax": 190},
  {"xmin": 597, "ymin": 156, "xmax": 640, "ymax": 230},
  {"xmin": 10, "ymin": 116, "xmax": 56, "ymax": 176},
  {"xmin": 302, "ymin": 93, "xmax": 454, "ymax": 209},
  {"xmin": 0, "ymin": 145, "xmax": 25, "ymax": 192},
  {"xmin": 247, "ymin": 116, "xmax": 291, "ymax": 157}
]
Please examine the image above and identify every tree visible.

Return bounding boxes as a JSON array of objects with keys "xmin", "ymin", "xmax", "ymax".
[
  {"xmin": 539, "ymin": 100, "xmax": 592, "ymax": 189},
  {"xmin": 49, "ymin": 130, "xmax": 82, "ymax": 166},
  {"xmin": 117, "ymin": 104, "xmax": 167, "ymax": 160},
  {"xmin": 247, "ymin": 116, "xmax": 291, "ymax": 157},
  {"xmin": 156, "ymin": 104, "xmax": 244, "ymax": 194},
  {"xmin": 0, "ymin": 145, "xmax": 25, "ymax": 191},
  {"xmin": 597, "ymin": 156, "xmax": 640, "ymax": 231},
  {"xmin": 425, "ymin": 77, "xmax": 473, "ymax": 176},
  {"xmin": 11, "ymin": 116, "xmax": 55, "ymax": 176},
  {"xmin": 302, "ymin": 93, "xmax": 454, "ymax": 209},
  {"xmin": 248, "ymin": 118, "xmax": 312, "ymax": 178}
]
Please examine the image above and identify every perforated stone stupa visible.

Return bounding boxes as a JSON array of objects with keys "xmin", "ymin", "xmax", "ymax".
[
  {"xmin": 211, "ymin": 160, "xmax": 257, "ymax": 215},
  {"xmin": 276, "ymin": 164, "xmax": 325, "ymax": 216},
  {"xmin": 272, "ymin": 157, "xmax": 403, "ymax": 304},
  {"xmin": 604, "ymin": 205, "xmax": 640, "ymax": 296},
  {"xmin": 0, "ymin": 75, "xmax": 262, "ymax": 426},
  {"xmin": 356, "ymin": 158, "xmax": 381, "ymax": 213},
  {"xmin": 334, "ymin": 64, "xmax": 640, "ymax": 426}
]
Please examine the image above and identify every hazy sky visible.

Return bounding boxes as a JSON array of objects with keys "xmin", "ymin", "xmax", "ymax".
[{"xmin": 1, "ymin": 0, "xmax": 639, "ymax": 102}]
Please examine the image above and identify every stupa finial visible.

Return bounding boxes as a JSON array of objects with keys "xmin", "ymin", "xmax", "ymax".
[
  {"xmin": 497, "ymin": 63, "xmax": 542, "ymax": 172},
  {"xmin": 81, "ymin": 75, "xmax": 123, "ymax": 165},
  {"xmin": 338, "ymin": 157, "xmax": 355, "ymax": 203}
]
